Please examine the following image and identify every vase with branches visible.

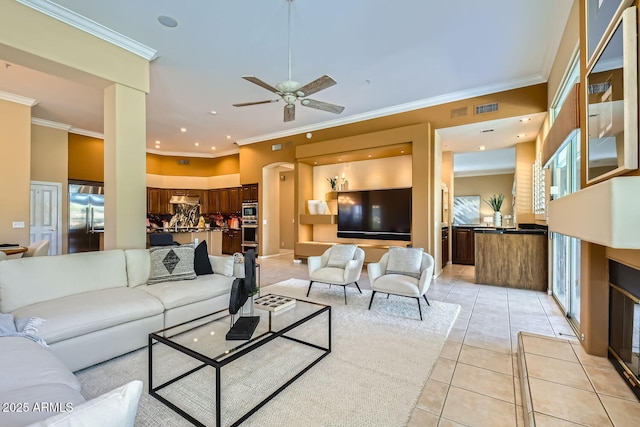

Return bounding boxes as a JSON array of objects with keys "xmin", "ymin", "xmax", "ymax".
[
  {"xmin": 327, "ymin": 176, "xmax": 338, "ymax": 191},
  {"xmin": 484, "ymin": 194, "xmax": 504, "ymax": 227}
]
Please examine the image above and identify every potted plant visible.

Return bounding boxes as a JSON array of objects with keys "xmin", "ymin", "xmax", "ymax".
[
  {"xmin": 327, "ymin": 176, "xmax": 339, "ymax": 191},
  {"xmin": 484, "ymin": 193, "xmax": 504, "ymax": 227}
]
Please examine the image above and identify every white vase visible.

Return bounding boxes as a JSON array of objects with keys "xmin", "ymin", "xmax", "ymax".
[
  {"xmin": 317, "ymin": 201, "xmax": 328, "ymax": 215},
  {"xmin": 493, "ymin": 211, "xmax": 502, "ymax": 227}
]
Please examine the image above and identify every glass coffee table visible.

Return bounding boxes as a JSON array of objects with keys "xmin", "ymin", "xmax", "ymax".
[{"xmin": 148, "ymin": 295, "xmax": 331, "ymax": 427}]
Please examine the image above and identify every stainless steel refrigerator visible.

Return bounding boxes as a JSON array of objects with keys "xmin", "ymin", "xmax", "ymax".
[{"xmin": 68, "ymin": 182, "xmax": 104, "ymax": 253}]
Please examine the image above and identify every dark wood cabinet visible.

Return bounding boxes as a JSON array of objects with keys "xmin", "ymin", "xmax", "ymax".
[
  {"xmin": 242, "ymin": 183, "xmax": 259, "ymax": 202},
  {"xmin": 229, "ymin": 187, "xmax": 241, "ymax": 214},
  {"xmin": 452, "ymin": 227, "xmax": 475, "ymax": 265},
  {"xmin": 219, "ymin": 189, "xmax": 230, "ymax": 214},
  {"xmin": 208, "ymin": 190, "xmax": 220, "ymax": 213},
  {"xmin": 442, "ymin": 227, "xmax": 449, "ymax": 268},
  {"xmin": 222, "ymin": 229, "xmax": 242, "ymax": 254},
  {"xmin": 147, "ymin": 188, "xmax": 170, "ymax": 214}
]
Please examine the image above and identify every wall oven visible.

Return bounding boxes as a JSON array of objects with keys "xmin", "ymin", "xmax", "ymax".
[
  {"xmin": 241, "ymin": 202, "xmax": 258, "ymax": 252},
  {"xmin": 242, "ymin": 202, "xmax": 258, "ymax": 220}
]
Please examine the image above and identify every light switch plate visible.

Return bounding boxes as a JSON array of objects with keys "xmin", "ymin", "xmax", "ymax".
[{"xmin": 12, "ymin": 221, "xmax": 25, "ymax": 229}]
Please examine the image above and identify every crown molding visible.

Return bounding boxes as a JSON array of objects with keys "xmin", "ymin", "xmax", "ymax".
[
  {"xmin": 235, "ymin": 75, "xmax": 547, "ymax": 146},
  {"xmin": 146, "ymin": 147, "xmax": 240, "ymax": 159},
  {"xmin": 69, "ymin": 127, "xmax": 104, "ymax": 139},
  {"xmin": 0, "ymin": 90, "xmax": 38, "ymax": 106},
  {"xmin": 16, "ymin": 0, "xmax": 157, "ymax": 60},
  {"xmin": 31, "ymin": 117, "xmax": 71, "ymax": 130},
  {"xmin": 454, "ymin": 167, "xmax": 516, "ymax": 178}
]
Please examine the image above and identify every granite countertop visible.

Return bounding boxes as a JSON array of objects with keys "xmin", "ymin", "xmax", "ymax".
[
  {"xmin": 473, "ymin": 227, "xmax": 547, "ymax": 235},
  {"xmin": 147, "ymin": 227, "xmax": 229, "ymax": 233}
]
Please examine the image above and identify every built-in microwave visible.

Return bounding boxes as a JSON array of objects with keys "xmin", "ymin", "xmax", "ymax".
[{"xmin": 242, "ymin": 202, "xmax": 258, "ymax": 219}]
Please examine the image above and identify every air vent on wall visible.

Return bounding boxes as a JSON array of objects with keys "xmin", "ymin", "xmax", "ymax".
[
  {"xmin": 475, "ymin": 102, "xmax": 498, "ymax": 115},
  {"xmin": 588, "ymin": 82, "xmax": 611, "ymax": 94},
  {"xmin": 450, "ymin": 106, "xmax": 468, "ymax": 118},
  {"xmin": 177, "ymin": 159, "xmax": 190, "ymax": 165}
]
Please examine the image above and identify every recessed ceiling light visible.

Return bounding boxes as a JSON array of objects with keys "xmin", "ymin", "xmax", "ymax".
[
  {"xmin": 155, "ymin": 140, "xmax": 160, "ymax": 144},
  {"xmin": 368, "ymin": 154, "xmax": 372, "ymax": 158},
  {"xmin": 517, "ymin": 134, "xmax": 526, "ymax": 138},
  {"xmin": 194, "ymin": 142, "xmax": 199, "ymax": 146},
  {"xmin": 400, "ymin": 150, "xmax": 405, "ymax": 154},
  {"xmin": 158, "ymin": 15, "xmax": 178, "ymax": 28},
  {"xmin": 338, "ymin": 158, "xmax": 342, "ymax": 162},
  {"xmin": 210, "ymin": 111, "xmax": 217, "ymax": 115},
  {"xmin": 225, "ymin": 135, "xmax": 232, "ymax": 139},
  {"xmin": 479, "ymin": 145, "xmax": 486, "ymax": 150},
  {"xmin": 211, "ymin": 146, "xmax": 216, "ymax": 150},
  {"xmin": 520, "ymin": 117, "xmax": 531, "ymax": 122},
  {"xmin": 306, "ymin": 132, "xmax": 312, "ymax": 139},
  {"xmin": 313, "ymin": 161, "xmax": 318, "ymax": 165},
  {"xmin": 179, "ymin": 127, "xmax": 187, "ymax": 133}
]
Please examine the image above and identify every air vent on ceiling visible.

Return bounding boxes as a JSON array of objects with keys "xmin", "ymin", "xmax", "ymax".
[
  {"xmin": 475, "ymin": 102, "xmax": 498, "ymax": 115},
  {"xmin": 481, "ymin": 129, "xmax": 494, "ymax": 133},
  {"xmin": 177, "ymin": 159, "xmax": 190, "ymax": 165},
  {"xmin": 588, "ymin": 82, "xmax": 611, "ymax": 94},
  {"xmin": 450, "ymin": 106, "xmax": 468, "ymax": 118}
]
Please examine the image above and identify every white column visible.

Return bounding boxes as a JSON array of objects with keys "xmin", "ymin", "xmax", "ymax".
[{"xmin": 103, "ymin": 83, "xmax": 147, "ymax": 249}]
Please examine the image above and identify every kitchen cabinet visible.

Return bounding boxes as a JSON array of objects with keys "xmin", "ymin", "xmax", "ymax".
[
  {"xmin": 452, "ymin": 226, "xmax": 475, "ymax": 265},
  {"xmin": 208, "ymin": 190, "xmax": 220, "ymax": 213},
  {"xmin": 229, "ymin": 187, "xmax": 241, "ymax": 214},
  {"xmin": 147, "ymin": 187, "xmax": 170, "ymax": 214},
  {"xmin": 242, "ymin": 183, "xmax": 259, "ymax": 202},
  {"xmin": 187, "ymin": 190, "xmax": 207, "ymax": 214},
  {"xmin": 219, "ymin": 189, "xmax": 230, "ymax": 214},
  {"xmin": 222, "ymin": 229, "xmax": 242, "ymax": 254},
  {"xmin": 442, "ymin": 227, "xmax": 449, "ymax": 268}
]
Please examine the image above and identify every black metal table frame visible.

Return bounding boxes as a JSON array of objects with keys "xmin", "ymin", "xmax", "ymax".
[{"xmin": 148, "ymin": 301, "xmax": 331, "ymax": 427}]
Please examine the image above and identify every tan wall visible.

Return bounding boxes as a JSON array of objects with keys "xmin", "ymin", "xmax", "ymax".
[
  {"xmin": 454, "ymin": 173, "xmax": 515, "ymax": 222},
  {"xmin": 548, "ymin": 0, "xmax": 580, "ymax": 106},
  {"xmin": 146, "ymin": 153, "xmax": 239, "ymax": 177},
  {"xmin": 68, "ymin": 133, "xmax": 104, "ymax": 182},
  {"xmin": 0, "ymin": 99, "xmax": 31, "ymax": 247},
  {"xmin": 31, "ymin": 124, "xmax": 69, "ymax": 253}
]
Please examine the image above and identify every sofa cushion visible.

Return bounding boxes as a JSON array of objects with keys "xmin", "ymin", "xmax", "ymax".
[
  {"xmin": 0, "ymin": 250, "xmax": 128, "ymax": 313},
  {"xmin": 326, "ymin": 244, "xmax": 357, "ymax": 268},
  {"xmin": 124, "ymin": 248, "xmax": 151, "ymax": 287},
  {"xmin": 209, "ymin": 255, "xmax": 234, "ymax": 277},
  {"xmin": 12, "ymin": 288, "xmax": 165, "ymax": 345},
  {"xmin": 0, "ymin": 383, "xmax": 85, "ymax": 427},
  {"xmin": 309, "ymin": 267, "xmax": 347, "ymax": 284},
  {"xmin": 385, "ymin": 247, "xmax": 424, "ymax": 279},
  {"xmin": 26, "ymin": 380, "xmax": 142, "ymax": 427},
  {"xmin": 138, "ymin": 274, "xmax": 234, "ymax": 310},
  {"xmin": 148, "ymin": 245, "xmax": 197, "ymax": 285},
  {"xmin": 0, "ymin": 337, "xmax": 81, "ymax": 395},
  {"xmin": 194, "ymin": 240, "xmax": 213, "ymax": 275}
]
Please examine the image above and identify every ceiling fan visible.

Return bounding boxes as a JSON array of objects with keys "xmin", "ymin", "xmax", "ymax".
[{"xmin": 233, "ymin": 0, "xmax": 344, "ymax": 122}]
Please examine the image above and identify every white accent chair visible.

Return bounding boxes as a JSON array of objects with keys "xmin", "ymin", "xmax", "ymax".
[
  {"xmin": 0, "ymin": 251, "xmax": 7, "ymax": 261},
  {"xmin": 367, "ymin": 249, "xmax": 435, "ymax": 320},
  {"xmin": 307, "ymin": 244, "xmax": 365, "ymax": 304},
  {"xmin": 22, "ymin": 239, "xmax": 50, "ymax": 257}
]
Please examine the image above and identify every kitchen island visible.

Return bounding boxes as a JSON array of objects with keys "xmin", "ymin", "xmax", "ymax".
[
  {"xmin": 474, "ymin": 227, "xmax": 548, "ymax": 291},
  {"xmin": 147, "ymin": 229, "xmax": 228, "ymax": 255}
]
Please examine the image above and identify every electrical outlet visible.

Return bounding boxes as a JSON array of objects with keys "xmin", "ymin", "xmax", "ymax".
[{"xmin": 12, "ymin": 221, "xmax": 25, "ymax": 229}]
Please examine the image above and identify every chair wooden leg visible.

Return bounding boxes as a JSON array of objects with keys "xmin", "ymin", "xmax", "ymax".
[
  {"xmin": 368, "ymin": 291, "xmax": 377, "ymax": 310},
  {"xmin": 343, "ymin": 286, "xmax": 347, "ymax": 305},
  {"xmin": 354, "ymin": 282, "xmax": 362, "ymax": 294},
  {"xmin": 416, "ymin": 297, "xmax": 423, "ymax": 321},
  {"xmin": 306, "ymin": 281, "xmax": 314, "ymax": 297},
  {"xmin": 423, "ymin": 295, "xmax": 430, "ymax": 306}
]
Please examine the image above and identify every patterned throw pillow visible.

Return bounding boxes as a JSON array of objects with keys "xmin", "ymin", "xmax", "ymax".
[
  {"xmin": 327, "ymin": 244, "xmax": 358, "ymax": 268},
  {"xmin": 385, "ymin": 247, "xmax": 424, "ymax": 278},
  {"xmin": 148, "ymin": 244, "xmax": 197, "ymax": 284}
]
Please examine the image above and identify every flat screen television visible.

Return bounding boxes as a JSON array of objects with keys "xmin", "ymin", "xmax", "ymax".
[{"xmin": 337, "ymin": 188, "xmax": 411, "ymax": 241}]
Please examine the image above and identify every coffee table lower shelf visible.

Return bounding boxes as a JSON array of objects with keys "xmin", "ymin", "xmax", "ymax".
[{"xmin": 148, "ymin": 300, "xmax": 331, "ymax": 427}]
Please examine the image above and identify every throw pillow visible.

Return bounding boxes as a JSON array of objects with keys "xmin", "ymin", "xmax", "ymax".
[
  {"xmin": 385, "ymin": 247, "xmax": 424, "ymax": 278},
  {"xmin": 148, "ymin": 244, "xmax": 197, "ymax": 285},
  {"xmin": 327, "ymin": 244, "xmax": 358, "ymax": 268},
  {"xmin": 210, "ymin": 255, "xmax": 235, "ymax": 277},
  {"xmin": 28, "ymin": 380, "xmax": 143, "ymax": 427},
  {"xmin": 193, "ymin": 240, "xmax": 213, "ymax": 275}
]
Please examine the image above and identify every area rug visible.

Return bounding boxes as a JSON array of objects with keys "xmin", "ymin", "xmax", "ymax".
[{"xmin": 76, "ymin": 278, "xmax": 460, "ymax": 427}]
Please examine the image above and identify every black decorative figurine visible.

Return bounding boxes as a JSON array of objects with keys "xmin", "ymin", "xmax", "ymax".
[{"xmin": 226, "ymin": 249, "xmax": 259, "ymax": 340}]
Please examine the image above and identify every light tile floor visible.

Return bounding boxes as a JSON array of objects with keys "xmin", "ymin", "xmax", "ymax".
[{"xmin": 257, "ymin": 254, "xmax": 639, "ymax": 426}]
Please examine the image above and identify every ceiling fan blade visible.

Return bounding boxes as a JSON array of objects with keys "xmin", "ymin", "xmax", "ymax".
[
  {"xmin": 297, "ymin": 75, "xmax": 337, "ymax": 97},
  {"xmin": 233, "ymin": 99, "xmax": 279, "ymax": 107},
  {"xmin": 284, "ymin": 104, "xmax": 295, "ymax": 122},
  {"xmin": 242, "ymin": 76, "xmax": 280, "ymax": 93},
  {"xmin": 300, "ymin": 98, "xmax": 345, "ymax": 114}
]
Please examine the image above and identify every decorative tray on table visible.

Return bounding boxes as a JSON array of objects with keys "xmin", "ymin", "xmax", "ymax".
[{"xmin": 253, "ymin": 294, "xmax": 296, "ymax": 312}]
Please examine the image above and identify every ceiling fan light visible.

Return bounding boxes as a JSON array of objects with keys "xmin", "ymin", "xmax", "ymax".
[
  {"xmin": 301, "ymin": 99, "xmax": 310, "ymax": 106},
  {"xmin": 275, "ymin": 80, "xmax": 300, "ymax": 93}
]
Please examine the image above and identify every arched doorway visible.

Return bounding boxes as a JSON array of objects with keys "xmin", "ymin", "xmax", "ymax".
[{"xmin": 261, "ymin": 162, "xmax": 295, "ymax": 257}]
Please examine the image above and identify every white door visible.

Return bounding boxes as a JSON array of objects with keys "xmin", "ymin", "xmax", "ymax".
[{"xmin": 30, "ymin": 181, "xmax": 61, "ymax": 255}]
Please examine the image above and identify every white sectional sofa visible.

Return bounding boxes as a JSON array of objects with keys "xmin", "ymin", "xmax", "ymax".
[{"xmin": 0, "ymin": 248, "xmax": 239, "ymax": 426}]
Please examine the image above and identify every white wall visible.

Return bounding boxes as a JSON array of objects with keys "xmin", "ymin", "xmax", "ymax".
[{"xmin": 311, "ymin": 156, "xmax": 412, "ymax": 199}]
